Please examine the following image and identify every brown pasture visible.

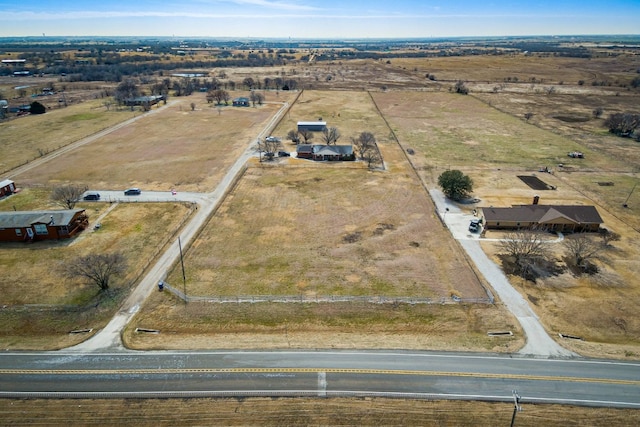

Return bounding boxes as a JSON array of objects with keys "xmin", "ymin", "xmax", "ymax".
[
  {"xmin": 0, "ymin": 98, "xmax": 138, "ymax": 175},
  {"xmin": 13, "ymin": 92, "xmax": 297, "ymax": 192},
  {"xmin": 0, "ymin": 200, "xmax": 193, "ymax": 349},
  {"xmin": 2, "ymin": 397, "xmax": 639, "ymax": 426},
  {"xmin": 369, "ymin": 88, "xmax": 640, "ymax": 359},
  {"xmin": 0, "ymin": 50, "xmax": 639, "ymax": 358}
]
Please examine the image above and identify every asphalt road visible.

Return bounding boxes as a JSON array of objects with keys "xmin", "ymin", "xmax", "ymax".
[
  {"xmin": 1, "ymin": 350, "xmax": 639, "ymax": 408},
  {"xmin": 4, "ymin": 99, "xmax": 636, "ymax": 409}
]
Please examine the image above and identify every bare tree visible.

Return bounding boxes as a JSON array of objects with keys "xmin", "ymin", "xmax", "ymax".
[
  {"xmin": 242, "ymin": 77, "xmax": 255, "ymax": 90},
  {"xmin": 299, "ymin": 129, "xmax": 314, "ymax": 143},
  {"xmin": 209, "ymin": 89, "xmax": 229, "ymax": 105},
  {"xmin": 257, "ymin": 137, "xmax": 280, "ymax": 161},
  {"xmin": 51, "ymin": 184, "xmax": 88, "ymax": 209},
  {"xmin": 322, "ymin": 127, "xmax": 341, "ymax": 145},
  {"xmin": 524, "ymin": 112, "xmax": 534, "ymax": 121},
  {"xmin": 61, "ymin": 252, "xmax": 127, "ymax": 291},
  {"xmin": 564, "ymin": 234, "xmax": 601, "ymax": 273},
  {"xmin": 598, "ymin": 228, "xmax": 621, "ymax": 247},
  {"xmin": 499, "ymin": 230, "xmax": 549, "ymax": 278},
  {"xmin": 114, "ymin": 79, "xmax": 139, "ymax": 105},
  {"xmin": 351, "ymin": 131, "xmax": 376, "ymax": 160},
  {"xmin": 453, "ymin": 80, "xmax": 469, "ymax": 94},
  {"xmin": 286, "ymin": 129, "xmax": 300, "ymax": 144},
  {"xmin": 363, "ymin": 145, "xmax": 382, "ymax": 169},
  {"xmin": 592, "ymin": 107, "xmax": 604, "ymax": 119},
  {"xmin": 604, "ymin": 113, "xmax": 640, "ymax": 137},
  {"xmin": 250, "ymin": 91, "xmax": 264, "ymax": 106}
]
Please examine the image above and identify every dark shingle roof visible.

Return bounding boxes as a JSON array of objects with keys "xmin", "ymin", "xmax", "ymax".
[
  {"xmin": 0, "ymin": 209, "xmax": 84, "ymax": 228},
  {"xmin": 482, "ymin": 205, "xmax": 603, "ymax": 225}
]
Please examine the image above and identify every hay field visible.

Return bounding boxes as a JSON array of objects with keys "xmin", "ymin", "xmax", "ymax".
[{"xmin": 15, "ymin": 92, "xmax": 297, "ymax": 192}]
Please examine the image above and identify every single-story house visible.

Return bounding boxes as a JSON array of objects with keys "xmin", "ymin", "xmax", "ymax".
[
  {"xmin": 0, "ymin": 179, "xmax": 16, "ymax": 197},
  {"xmin": 297, "ymin": 121, "xmax": 327, "ymax": 133},
  {"xmin": 232, "ymin": 97, "xmax": 250, "ymax": 107},
  {"xmin": 296, "ymin": 144, "xmax": 354, "ymax": 161},
  {"xmin": 0, "ymin": 209, "xmax": 89, "ymax": 243},
  {"xmin": 480, "ymin": 205, "xmax": 603, "ymax": 232},
  {"xmin": 124, "ymin": 95, "xmax": 165, "ymax": 107}
]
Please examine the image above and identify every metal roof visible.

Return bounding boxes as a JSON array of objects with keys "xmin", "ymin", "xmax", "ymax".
[
  {"xmin": 297, "ymin": 121, "xmax": 327, "ymax": 126},
  {"xmin": 0, "ymin": 209, "xmax": 85, "ymax": 228}
]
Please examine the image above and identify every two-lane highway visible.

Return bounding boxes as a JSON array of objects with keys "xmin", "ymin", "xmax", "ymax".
[{"xmin": 2, "ymin": 350, "xmax": 639, "ymax": 408}]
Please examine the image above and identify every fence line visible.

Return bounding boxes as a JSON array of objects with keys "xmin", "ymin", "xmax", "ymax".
[{"xmin": 161, "ymin": 283, "xmax": 492, "ymax": 305}]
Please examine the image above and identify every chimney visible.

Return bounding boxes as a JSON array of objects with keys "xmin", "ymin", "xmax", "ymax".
[{"xmin": 533, "ymin": 195, "xmax": 540, "ymax": 205}]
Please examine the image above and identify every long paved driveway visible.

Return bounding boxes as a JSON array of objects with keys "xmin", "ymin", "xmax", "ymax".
[
  {"xmin": 68, "ymin": 101, "xmax": 290, "ymax": 351},
  {"xmin": 429, "ymin": 189, "xmax": 576, "ymax": 358}
]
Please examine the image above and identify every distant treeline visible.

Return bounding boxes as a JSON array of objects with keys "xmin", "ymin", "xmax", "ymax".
[{"xmin": 2, "ymin": 36, "xmax": 637, "ymax": 83}]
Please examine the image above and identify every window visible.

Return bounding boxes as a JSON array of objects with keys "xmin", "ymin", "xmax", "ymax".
[
  {"xmin": 15, "ymin": 229, "xmax": 22, "ymax": 236},
  {"xmin": 34, "ymin": 224, "xmax": 48, "ymax": 235}
]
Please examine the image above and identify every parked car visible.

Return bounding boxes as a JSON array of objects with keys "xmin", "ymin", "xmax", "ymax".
[
  {"xmin": 83, "ymin": 192, "xmax": 100, "ymax": 201},
  {"xmin": 469, "ymin": 218, "xmax": 481, "ymax": 232},
  {"xmin": 278, "ymin": 151, "xmax": 290, "ymax": 157},
  {"xmin": 124, "ymin": 188, "xmax": 141, "ymax": 195},
  {"xmin": 265, "ymin": 136, "xmax": 280, "ymax": 142}
]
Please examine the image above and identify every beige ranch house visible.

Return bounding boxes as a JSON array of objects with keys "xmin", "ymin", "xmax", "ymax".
[{"xmin": 480, "ymin": 204, "xmax": 603, "ymax": 232}]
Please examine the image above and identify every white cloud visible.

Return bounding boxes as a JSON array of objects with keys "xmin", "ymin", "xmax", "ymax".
[{"xmin": 194, "ymin": 0, "xmax": 318, "ymax": 11}]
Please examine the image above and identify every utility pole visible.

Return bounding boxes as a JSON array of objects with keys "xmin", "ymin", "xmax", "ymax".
[
  {"xmin": 510, "ymin": 390, "xmax": 522, "ymax": 427},
  {"xmin": 623, "ymin": 182, "xmax": 637, "ymax": 208}
]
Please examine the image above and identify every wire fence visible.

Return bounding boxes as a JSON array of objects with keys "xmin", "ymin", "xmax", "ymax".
[{"xmin": 161, "ymin": 283, "xmax": 493, "ymax": 305}]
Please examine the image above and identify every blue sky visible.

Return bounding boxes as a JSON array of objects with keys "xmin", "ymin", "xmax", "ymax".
[{"xmin": 0, "ymin": 0, "xmax": 638, "ymax": 38}]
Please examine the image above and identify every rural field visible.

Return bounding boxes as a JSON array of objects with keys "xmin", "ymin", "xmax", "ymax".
[
  {"xmin": 1, "ymin": 397, "xmax": 639, "ymax": 426},
  {"xmin": 14, "ymin": 91, "xmax": 297, "ymax": 192},
  {"xmin": 127, "ymin": 89, "xmax": 516, "ymax": 352},
  {"xmin": 0, "ymin": 51, "xmax": 639, "ymax": 360},
  {"xmin": 0, "ymin": 193, "xmax": 193, "ymax": 349},
  {"xmin": 0, "ymin": 42, "xmax": 639, "ymax": 425}
]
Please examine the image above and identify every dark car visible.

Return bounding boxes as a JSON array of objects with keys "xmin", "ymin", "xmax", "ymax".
[
  {"xmin": 278, "ymin": 151, "xmax": 290, "ymax": 157},
  {"xmin": 124, "ymin": 188, "xmax": 141, "ymax": 196},
  {"xmin": 83, "ymin": 192, "xmax": 100, "ymax": 201}
]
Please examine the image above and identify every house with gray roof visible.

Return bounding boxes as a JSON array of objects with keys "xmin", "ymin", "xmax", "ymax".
[
  {"xmin": 480, "ymin": 205, "xmax": 603, "ymax": 232},
  {"xmin": 0, "ymin": 209, "xmax": 88, "ymax": 242},
  {"xmin": 296, "ymin": 144, "xmax": 354, "ymax": 161}
]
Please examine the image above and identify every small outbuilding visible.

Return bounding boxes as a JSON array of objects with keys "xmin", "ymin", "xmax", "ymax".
[
  {"xmin": 232, "ymin": 97, "xmax": 250, "ymax": 107},
  {"xmin": 297, "ymin": 121, "xmax": 327, "ymax": 133},
  {"xmin": 0, "ymin": 209, "xmax": 89, "ymax": 243},
  {"xmin": 0, "ymin": 179, "xmax": 15, "ymax": 197}
]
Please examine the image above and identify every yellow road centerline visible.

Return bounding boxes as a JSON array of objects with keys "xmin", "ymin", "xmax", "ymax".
[{"xmin": 1, "ymin": 367, "xmax": 638, "ymax": 386}]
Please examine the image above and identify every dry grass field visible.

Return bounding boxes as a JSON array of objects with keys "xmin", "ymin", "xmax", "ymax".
[
  {"xmin": 370, "ymin": 87, "xmax": 640, "ymax": 359},
  {"xmin": 128, "ymin": 89, "xmax": 519, "ymax": 352},
  {"xmin": 0, "ymin": 98, "xmax": 138, "ymax": 175},
  {"xmin": 0, "ymin": 51, "xmax": 638, "ymax": 359},
  {"xmin": 1, "ymin": 397, "xmax": 639, "ymax": 426},
  {"xmin": 0, "ymin": 192, "xmax": 193, "ymax": 349},
  {"xmin": 14, "ymin": 92, "xmax": 297, "ymax": 192},
  {"xmin": 1, "ymin": 48, "xmax": 639, "ymax": 423}
]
